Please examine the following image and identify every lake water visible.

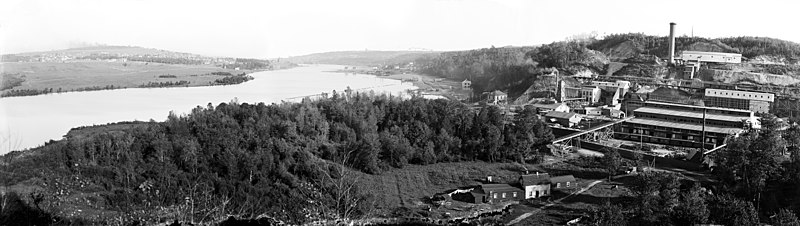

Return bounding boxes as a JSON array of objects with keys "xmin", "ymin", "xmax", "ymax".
[{"xmin": 0, "ymin": 64, "xmax": 418, "ymax": 154}]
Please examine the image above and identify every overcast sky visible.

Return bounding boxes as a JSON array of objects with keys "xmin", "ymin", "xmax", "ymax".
[{"xmin": 1, "ymin": 0, "xmax": 799, "ymax": 59}]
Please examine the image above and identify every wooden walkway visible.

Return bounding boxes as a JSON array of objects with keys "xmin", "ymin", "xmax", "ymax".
[{"xmin": 551, "ymin": 117, "xmax": 634, "ymax": 144}]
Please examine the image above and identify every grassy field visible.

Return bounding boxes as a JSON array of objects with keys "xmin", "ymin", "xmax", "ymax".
[
  {"xmin": 501, "ymin": 175, "xmax": 638, "ymax": 225},
  {"xmin": 0, "ymin": 61, "xmax": 249, "ymax": 94},
  {"xmin": 356, "ymin": 161, "xmax": 545, "ymax": 216}
]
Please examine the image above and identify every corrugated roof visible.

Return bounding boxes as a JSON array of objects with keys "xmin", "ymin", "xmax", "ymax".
[
  {"xmin": 546, "ymin": 111, "xmax": 577, "ymax": 119},
  {"xmin": 550, "ymin": 175, "xmax": 576, "ymax": 183},
  {"xmin": 644, "ymin": 101, "xmax": 752, "ymax": 114},
  {"xmin": 626, "ymin": 118, "xmax": 743, "ymax": 134},
  {"xmin": 532, "ymin": 103, "xmax": 564, "ymax": 110},
  {"xmin": 682, "ymin": 51, "xmax": 742, "ymax": 57},
  {"xmin": 634, "ymin": 107, "xmax": 750, "ymax": 123},
  {"xmin": 520, "ymin": 173, "xmax": 550, "ymax": 186}
]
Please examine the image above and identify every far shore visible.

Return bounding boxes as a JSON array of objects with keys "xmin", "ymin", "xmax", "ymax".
[
  {"xmin": 331, "ymin": 68, "xmax": 473, "ymax": 100},
  {"xmin": 0, "ymin": 62, "xmax": 297, "ymax": 98}
]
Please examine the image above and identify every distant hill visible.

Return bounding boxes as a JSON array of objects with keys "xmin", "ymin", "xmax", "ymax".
[
  {"xmin": 285, "ymin": 50, "xmax": 440, "ymax": 66},
  {"xmin": 5, "ymin": 45, "xmax": 199, "ymax": 58},
  {"xmin": 587, "ymin": 33, "xmax": 739, "ymax": 61},
  {"xmin": 588, "ymin": 34, "xmax": 800, "ymax": 64}
]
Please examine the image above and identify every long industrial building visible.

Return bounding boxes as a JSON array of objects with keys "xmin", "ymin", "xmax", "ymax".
[
  {"xmin": 703, "ymin": 88, "xmax": 774, "ymax": 113},
  {"xmin": 615, "ymin": 101, "xmax": 758, "ymax": 149}
]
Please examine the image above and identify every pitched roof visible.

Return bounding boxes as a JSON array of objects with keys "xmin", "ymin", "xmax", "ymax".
[
  {"xmin": 532, "ymin": 103, "xmax": 565, "ymax": 110},
  {"xmin": 626, "ymin": 118, "xmax": 743, "ymax": 134},
  {"xmin": 634, "ymin": 107, "xmax": 751, "ymax": 123},
  {"xmin": 479, "ymin": 183, "xmax": 523, "ymax": 193},
  {"xmin": 520, "ymin": 173, "xmax": 550, "ymax": 186},
  {"xmin": 491, "ymin": 90, "xmax": 506, "ymax": 96},
  {"xmin": 550, "ymin": 175, "xmax": 576, "ymax": 183},
  {"xmin": 545, "ymin": 111, "xmax": 578, "ymax": 119}
]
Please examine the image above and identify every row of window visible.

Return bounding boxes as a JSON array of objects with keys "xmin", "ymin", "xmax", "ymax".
[
  {"xmin": 492, "ymin": 191, "xmax": 517, "ymax": 199},
  {"xmin": 635, "ymin": 113, "xmax": 741, "ymax": 128},
  {"xmin": 709, "ymin": 91, "xmax": 771, "ymax": 100},
  {"xmin": 620, "ymin": 128, "xmax": 720, "ymax": 143},
  {"xmin": 643, "ymin": 103, "xmax": 751, "ymax": 117}
]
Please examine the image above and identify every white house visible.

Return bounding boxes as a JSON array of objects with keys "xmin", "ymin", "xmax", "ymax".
[
  {"xmin": 462, "ymin": 79, "xmax": 472, "ymax": 89},
  {"xmin": 519, "ymin": 173, "xmax": 551, "ymax": 199},
  {"xmin": 488, "ymin": 90, "xmax": 507, "ymax": 104}
]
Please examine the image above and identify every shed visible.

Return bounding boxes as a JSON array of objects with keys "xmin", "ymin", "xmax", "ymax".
[
  {"xmin": 545, "ymin": 111, "xmax": 583, "ymax": 127},
  {"xmin": 602, "ymin": 108, "xmax": 625, "ymax": 118},
  {"xmin": 478, "ymin": 184, "xmax": 524, "ymax": 203},
  {"xmin": 550, "ymin": 175, "xmax": 577, "ymax": 190},
  {"xmin": 532, "ymin": 103, "xmax": 570, "ymax": 114}
]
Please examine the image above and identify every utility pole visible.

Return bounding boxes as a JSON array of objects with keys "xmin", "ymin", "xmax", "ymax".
[{"xmin": 701, "ymin": 107, "xmax": 707, "ymax": 152}]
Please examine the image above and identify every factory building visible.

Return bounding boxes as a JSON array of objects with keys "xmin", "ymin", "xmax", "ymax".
[
  {"xmin": 615, "ymin": 101, "xmax": 758, "ymax": 149},
  {"xmin": 580, "ymin": 86, "xmax": 601, "ymax": 104},
  {"xmin": 680, "ymin": 51, "xmax": 742, "ymax": 64},
  {"xmin": 703, "ymin": 88, "xmax": 774, "ymax": 113}
]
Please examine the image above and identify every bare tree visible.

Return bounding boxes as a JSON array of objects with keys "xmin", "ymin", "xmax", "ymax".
[{"xmin": 314, "ymin": 150, "xmax": 366, "ymax": 221}]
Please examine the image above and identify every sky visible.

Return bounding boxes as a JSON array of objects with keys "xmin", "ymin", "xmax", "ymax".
[{"xmin": 1, "ymin": 0, "xmax": 799, "ymax": 59}]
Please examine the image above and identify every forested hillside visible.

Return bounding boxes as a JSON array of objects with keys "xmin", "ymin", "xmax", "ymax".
[
  {"xmin": 409, "ymin": 35, "xmax": 800, "ymax": 101},
  {"xmin": 0, "ymin": 93, "xmax": 553, "ymax": 225},
  {"xmin": 285, "ymin": 51, "xmax": 440, "ymax": 66},
  {"xmin": 718, "ymin": 36, "xmax": 800, "ymax": 63}
]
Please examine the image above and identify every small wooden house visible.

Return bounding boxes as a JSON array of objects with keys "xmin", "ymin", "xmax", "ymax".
[
  {"xmin": 465, "ymin": 184, "xmax": 524, "ymax": 204},
  {"xmin": 488, "ymin": 90, "xmax": 507, "ymax": 104},
  {"xmin": 520, "ymin": 173, "xmax": 551, "ymax": 199},
  {"xmin": 550, "ymin": 175, "xmax": 578, "ymax": 190},
  {"xmin": 462, "ymin": 79, "xmax": 472, "ymax": 89}
]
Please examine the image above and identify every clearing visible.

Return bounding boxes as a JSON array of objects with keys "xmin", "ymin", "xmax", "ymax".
[{"xmin": 1, "ymin": 61, "xmax": 250, "ymax": 94}]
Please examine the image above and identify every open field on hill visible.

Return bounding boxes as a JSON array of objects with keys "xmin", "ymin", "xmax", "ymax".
[
  {"xmin": 356, "ymin": 161, "xmax": 544, "ymax": 216},
  {"xmin": 0, "ymin": 61, "xmax": 251, "ymax": 94}
]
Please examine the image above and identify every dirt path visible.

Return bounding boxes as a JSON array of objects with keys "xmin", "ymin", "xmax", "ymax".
[{"xmin": 505, "ymin": 180, "xmax": 603, "ymax": 225}]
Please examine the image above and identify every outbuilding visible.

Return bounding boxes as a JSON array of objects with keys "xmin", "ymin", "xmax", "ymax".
[
  {"xmin": 545, "ymin": 111, "xmax": 583, "ymax": 127},
  {"xmin": 550, "ymin": 175, "xmax": 578, "ymax": 190},
  {"xmin": 476, "ymin": 184, "xmax": 524, "ymax": 203}
]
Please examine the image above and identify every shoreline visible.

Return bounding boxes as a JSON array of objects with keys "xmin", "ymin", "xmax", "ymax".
[
  {"xmin": 0, "ymin": 66, "xmax": 298, "ymax": 98},
  {"xmin": 331, "ymin": 68, "xmax": 473, "ymax": 101}
]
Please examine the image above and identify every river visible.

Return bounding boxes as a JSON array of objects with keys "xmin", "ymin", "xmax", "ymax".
[{"xmin": 0, "ymin": 64, "xmax": 418, "ymax": 154}]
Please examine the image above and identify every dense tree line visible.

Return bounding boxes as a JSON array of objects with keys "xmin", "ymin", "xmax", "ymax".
[
  {"xmin": 0, "ymin": 94, "xmax": 553, "ymax": 224},
  {"xmin": 1, "ymin": 73, "xmax": 25, "ymax": 91},
  {"xmin": 1, "ymin": 85, "xmax": 126, "ymax": 97},
  {"xmin": 588, "ymin": 33, "xmax": 740, "ymax": 59},
  {"xmin": 212, "ymin": 74, "xmax": 254, "ymax": 85},
  {"xmin": 223, "ymin": 58, "xmax": 270, "ymax": 70},
  {"xmin": 414, "ymin": 46, "xmax": 535, "ymax": 80},
  {"xmin": 718, "ymin": 36, "xmax": 800, "ymax": 62},
  {"xmin": 77, "ymin": 54, "xmax": 124, "ymax": 60},
  {"xmin": 587, "ymin": 115, "xmax": 800, "ymax": 226},
  {"xmin": 588, "ymin": 33, "xmax": 800, "ymax": 63},
  {"xmin": 128, "ymin": 56, "xmax": 205, "ymax": 65},
  {"xmin": 139, "ymin": 81, "xmax": 191, "ymax": 88}
]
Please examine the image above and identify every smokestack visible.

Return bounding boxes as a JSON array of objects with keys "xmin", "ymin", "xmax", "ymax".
[{"xmin": 669, "ymin": 22, "xmax": 676, "ymax": 64}]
